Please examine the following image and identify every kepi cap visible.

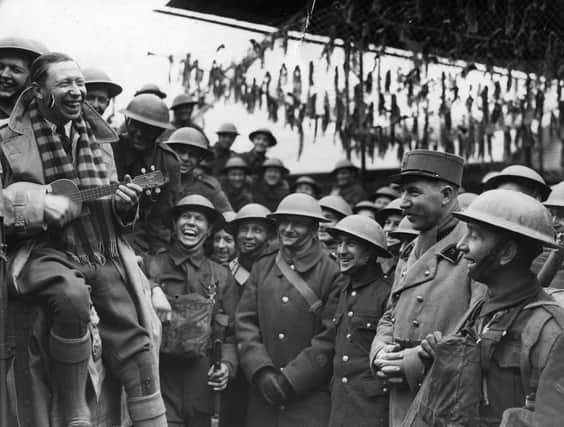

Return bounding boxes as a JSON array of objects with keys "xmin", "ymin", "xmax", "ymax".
[{"xmin": 392, "ymin": 149, "xmax": 464, "ymax": 187}]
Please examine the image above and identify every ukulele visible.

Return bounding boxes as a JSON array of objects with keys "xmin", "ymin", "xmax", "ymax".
[{"xmin": 46, "ymin": 169, "xmax": 168, "ymax": 211}]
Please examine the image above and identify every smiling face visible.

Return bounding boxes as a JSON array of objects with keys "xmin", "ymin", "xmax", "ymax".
[
  {"xmin": 400, "ymin": 179, "xmax": 452, "ymax": 231},
  {"xmin": 227, "ymin": 168, "xmax": 246, "ymax": 189},
  {"xmin": 264, "ymin": 167, "xmax": 283, "ymax": 186},
  {"xmin": 251, "ymin": 133, "xmax": 270, "ymax": 153},
  {"xmin": 336, "ymin": 168, "xmax": 353, "ymax": 187},
  {"xmin": 236, "ymin": 220, "xmax": 269, "ymax": 254},
  {"xmin": 212, "ymin": 228, "xmax": 237, "ymax": 264},
  {"xmin": 171, "ymin": 145, "xmax": 205, "ymax": 175},
  {"xmin": 175, "ymin": 209, "xmax": 211, "ymax": 250},
  {"xmin": 85, "ymin": 86, "xmax": 111, "ymax": 115},
  {"xmin": 35, "ymin": 61, "xmax": 86, "ymax": 124},
  {"xmin": 0, "ymin": 55, "xmax": 30, "ymax": 99},
  {"xmin": 383, "ymin": 213, "xmax": 402, "ymax": 248},
  {"xmin": 456, "ymin": 222, "xmax": 504, "ymax": 282},
  {"xmin": 277, "ymin": 215, "xmax": 316, "ymax": 249},
  {"xmin": 336, "ymin": 234, "xmax": 373, "ymax": 274},
  {"xmin": 217, "ymin": 133, "xmax": 236, "ymax": 150},
  {"xmin": 318, "ymin": 209, "xmax": 340, "ymax": 242}
]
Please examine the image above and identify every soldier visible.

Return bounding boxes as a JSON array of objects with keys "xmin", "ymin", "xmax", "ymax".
[
  {"xmin": 210, "ymin": 211, "xmax": 238, "ymax": 267},
  {"xmin": 413, "ymin": 189, "xmax": 564, "ymax": 427},
  {"xmin": 0, "ymin": 36, "xmax": 48, "ymax": 119},
  {"xmin": 135, "ymin": 82, "xmax": 167, "ymax": 99},
  {"xmin": 83, "ymin": 67, "xmax": 122, "ymax": 117},
  {"xmin": 291, "ymin": 175, "xmax": 321, "ymax": 199},
  {"xmin": 538, "ymin": 181, "xmax": 564, "ymax": 289},
  {"xmin": 254, "ymin": 158, "xmax": 290, "ymax": 212},
  {"xmin": 388, "ymin": 217, "xmax": 419, "ymax": 255},
  {"xmin": 240, "ymin": 127, "xmax": 276, "ymax": 181},
  {"xmin": 318, "ymin": 195, "xmax": 353, "ymax": 257},
  {"xmin": 165, "ymin": 127, "xmax": 232, "ymax": 213},
  {"xmin": 112, "ymin": 93, "xmax": 181, "ymax": 254},
  {"xmin": 236, "ymin": 193, "xmax": 347, "ymax": 427},
  {"xmin": 0, "ymin": 52, "xmax": 166, "ymax": 426},
  {"xmin": 325, "ymin": 215, "xmax": 392, "ymax": 427},
  {"xmin": 482, "ymin": 164, "xmax": 551, "ymax": 202},
  {"xmin": 370, "ymin": 149, "xmax": 484, "ymax": 427},
  {"xmin": 146, "ymin": 195, "xmax": 238, "ymax": 427},
  {"xmin": 370, "ymin": 186, "xmax": 401, "ymax": 210},
  {"xmin": 222, "ymin": 156, "xmax": 254, "ymax": 211},
  {"xmin": 376, "ymin": 198, "xmax": 404, "ymax": 282},
  {"xmin": 211, "ymin": 122, "xmax": 239, "ymax": 177},
  {"xmin": 352, "ymin": 200, "xmax": 379, "ymax": 221},
  {"xmin": 329, "ymin": 159, "xmax": 367, "ymax": 207}
]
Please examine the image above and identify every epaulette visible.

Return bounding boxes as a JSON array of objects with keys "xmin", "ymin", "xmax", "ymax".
[
  {"xmin": 438, "ymin": 243, "xmax": 464, "ymax": 264},
  {"xmin": 0, "ymin": 118, "xmax": 8, "ymax": 129},
  {"xmin": 197, "ymin": 173, "xmax": 220, "ymax": 189},
  {"xmin": 399, "ymin": 240, "xmax": 415, "ymax": 260}
]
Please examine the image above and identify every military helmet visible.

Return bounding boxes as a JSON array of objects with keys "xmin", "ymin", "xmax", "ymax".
[
  {"xmin": 319, "ymin": 195, "xmax": 353, "ymax": 218},
  {"xmin": 389, "ymin": 217, "xmax": 419, "ymax": 240},
  {"xmin": 483, "ymin": 165, "xmax": 551, "ymax": 201},
  {"xmin": 135, "ymin": 83, "xmax": 166, "ymax": 99},
  {"xmin": 453, "ymin": 189, "xmax": 558, "ymax": 248},
  {"xmin": 0, "ymin": 37, "xmax": 48, "ymax": 60},
  {"xmin": 223, "ymin": 156, "xmax": 249, "ymax": 173},
  {"xmin": 291, "ymin": 176, "xmax": 320, "ymax": 195},
  {"xmin": 171, "ymin": 194, "xmax": 223, "ymax": 224},
  {"xmin": 249, "ymin": 128, "xmax": 277, "ymax": 147},
  {"xmin": 217, "ymin": 122, "xmax": 239, "ymax": 135},
  {"xmin": 165, "ymin": 127, "xmax": 211, "ymax": 155},
  {"xmin": 122, "ymin": 94, "xmax": 172, "ymax": 129},
  {"xmin": 269, "ymin": 193, "xmax": 329, "ymax": 222},
  {"xmin": 458, "ymin": 192, "xmax": 479, "ymax": 211},
  {"xmin": 261, "ymin": 158, "xmax": 289, "ymax": 175},
  {"xmin": 352, "ymin": 200, "xmax": 379, "ymax": 215},
  {"xmin": 543, "ymin": 181, "xmax": 564, "ymax": 209},
  {"xmin": 378, "ymin": 198, "xmax": 403, "ymax": 219},
  {"xmin": 332, "ymin": 159, "xmax": 358, "ymax": 174},
  {"xmin": 170, "ymin": 93, "xmax": 197, "ymax": 110},
  {"xmin": 371, "ymin": 185, "xmax": 401, "ymax": 202},
  {"xmin": 229, "ymin": 203, "xmax": 275, "ymax": 229},
  {"xmin": 328, "ymin": 215, "xmax": 392, "ymax": 258},
  {"xmin": 82, "ymin": 67, "xmax": 122, "ymax": 98}
]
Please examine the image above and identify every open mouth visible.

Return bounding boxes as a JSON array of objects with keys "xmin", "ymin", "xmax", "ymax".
[
  {"xmin": 63, "ymin": 100, "xmax": 82, "ymax": 113},
  {"xmin": 181, "ymin": 228, "xmax": 198, "ymax": 238},
  {"xmin": 241, "ymin": 242, "xmax": 256, "ymax": 251}
]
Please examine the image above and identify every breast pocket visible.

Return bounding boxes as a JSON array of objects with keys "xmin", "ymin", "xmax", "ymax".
[{"xmin": 350, "ymin": 313, "xmax": 380, "ymax": 353}]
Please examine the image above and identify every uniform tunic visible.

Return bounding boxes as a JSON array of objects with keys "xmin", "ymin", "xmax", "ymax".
[
  {"xmin": 236, "ymin": 239, "xmax": 347, "ymax": 427},
  {"xmin": 328, "ymin": 263, "xmax": 391, "ymax": 427},
  {"xmin": 179, "ymin": 173, "xmax": 233, "ymax": 213},
  {"xmin": 146, "ymin": 242, "xmax": 239, "ymax": 425},
  {"xmin": 370, "ymin": 218, "xmax": 486, "ymax": 427},
  {"xmin": 112, "ymin": 135, "xmax": 181, "ymax": 253}
]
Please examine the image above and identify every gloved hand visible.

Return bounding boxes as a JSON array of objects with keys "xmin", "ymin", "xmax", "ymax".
[{"xmin": 253, "ymin": 368, "xmax": 294, "ymax": 407}]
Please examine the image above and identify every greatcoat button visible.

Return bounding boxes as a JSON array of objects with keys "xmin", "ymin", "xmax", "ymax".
[
  {"xmin": 424, "ymin": 270, "xmax": 430, "ymax": 276},
  {"xmin": 412, "ymin": 320, "xmax": 420, "ymax": 327},
  {"xmin": 351, "ymin": 291, "xmax": 357, "ymax": 297},
  {"xmin": 342, "ymin": 355, "xmax": 349, "ymax": 362},
  {"xmin": 278, "ymin": 333, "xmax": 286, "ymax": 340},
  {"xmin": 281, "ymin": 296, "xmax": 289, "ymax": 303},
  {"xmin": 347, "ymin": 311, "xmax": 354, "ymax": 317},
  {"xmin": 346, "ymin": 333, "xmax": 352, "ymax": 340},
  {"xmin": 416, "ymin": 296, "xmax": 424, "ymax": 303},
  {"xmin": 366, "ymin": 323, "xmax": 372, "ymax": 328},
  {"xmin": 341, "ymin": 377, "xmax": 348, "ymax": 384}
]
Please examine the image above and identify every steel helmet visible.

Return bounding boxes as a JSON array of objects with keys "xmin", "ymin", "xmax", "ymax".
[
  {"xmin": 165, "ymin": 127, "xmax": 211, "ymax": 155},
  {"xmin": 122, "ymin": 94, "xmax": 172, "ymax": 129},
  {"xmin": 170, "ymin": 93, "xmax": 197, "ymax": 110},
  {"xmin": 319, "ymin": 195, "xmax": 353, "ymax": 218},
  {"xmin": 458, "ymin": 192, "xmax": 479, "ymax": 210},
  {"xmin": 291, "ymin": 176, "xmax": 320, "ymax": 195},
  {"xmin": 135, "ymin": 83, "xmax": 167, "ymax": 99},
  {"xmin": 83, "ymin": 67, "xmax": 122, "ymax": 98},
  {"xmin": 332, "ymin": 159, "xmax": 358, "ymax": 174},
  {"xmin": 481, "ymin": 171, "xmax": 499, "ymax": 185},
  {"xmin": 378, "ymin": 198, "xmax": 403, "ymax": 219},
  {"xmin": 484, "ymin": 165, "xmax": 551, "ymax": 201},
  {"xmin": 217, "ymin": 122, "xmax": 239, "ymax": 135},
  {"xmin": 453, "ymin": 189, "xmax": 558, "ymax": 248},
  {"xmin": 171, "ymin": 194, "xmax": 223, "ymax": 224},
  {"xmin": 544, "ymin": 181, "xmax": 564, "ymax": 209},
  {"xmin": 222, "ymin": 211, "xmax": 237, "ymax": 223},
  {"xmin": 371, "ymin": 186, "xmax": 401, "ymax": 201},
  {"xmin": 328, "ymin": 215, "xmax": 392, "ymax": 258},
  {"xmin": 269, "ymin": 193, "xmax": 328, "ymax": 222},
  {"xmin": 229, "ymin": 203, "xmax": 275, "ymax": 229},
  {"xmin": 389, "ymin": 216, "xmax": 419, "ymax": 240},
  {"xmin": 249, "ymin": 128, "xmax": 277, "ymax": 147},
  {"xmin": 352, "ymin": 200, "xmax": 379, "ymax": 215},
  {"xmin": 0, "ymin": 37, "xmax": 48, "ymax": 60},
  {"xmin": 223, "ymin": 156, "xmax": 250, "ymax": 173},
  {"xmin": 261, "ymin": 158, "xmax": 289, "ymax": 175}
]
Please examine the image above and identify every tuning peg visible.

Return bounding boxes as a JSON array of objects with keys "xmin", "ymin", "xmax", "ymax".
[
  {"xmin": 150, "ymin": 165, "xmax": 156, "ymax": 171},
  {"xmin": 141, "ymin": 168, "xmax": 146, "ymax": 174},
  {"xmin": 145, "ymin": 189, "xmax": 152, "ymax": 196},
  {"xmin": 154, "ymin": 187, "xmax": 161, "ymax": 194}
]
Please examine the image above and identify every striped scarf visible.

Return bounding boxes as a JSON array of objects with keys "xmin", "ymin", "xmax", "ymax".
[{"xmin": 29, "ymin": 98, "xmax": 119, "ymax": 264}]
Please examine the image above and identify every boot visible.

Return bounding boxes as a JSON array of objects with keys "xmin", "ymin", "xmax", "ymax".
[
  {"xmin": 49, "ymin": 330, "xmax": 92, "ymax": 427},
  {"xmin": 127, "ymin": 391, "xmax": 167, "ymax": 427}
]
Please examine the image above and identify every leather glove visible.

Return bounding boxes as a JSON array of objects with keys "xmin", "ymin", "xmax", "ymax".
[{"xmin": 254, "ymin": 368, "xmax": 294, "ymax": 407}]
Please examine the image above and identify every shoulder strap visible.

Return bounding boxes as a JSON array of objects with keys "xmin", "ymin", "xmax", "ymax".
[
  {"xmin": 231, "ymin": 260, "xmax": 250, "ymax": 286},
  {"xmin": 275, "ymin": 252, "xmax": 322, "ymax": 314},
  {"xmin": 519, "ymin": 297, "xmax": 564, "ymax": 396}
]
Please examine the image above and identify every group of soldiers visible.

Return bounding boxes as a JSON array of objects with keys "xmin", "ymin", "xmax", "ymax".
[{"xmin": 1, "ymin": 36, "xmax": 564, "ymax": 427}]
